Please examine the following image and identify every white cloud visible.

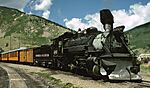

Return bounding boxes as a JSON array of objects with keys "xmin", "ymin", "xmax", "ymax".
[
  {"xmin": 35, "ymin": 0, "xmax": 52, "ymax": 11},
  {"xmin": 42, "ymin": 10, "xmax": 50, "ymax": 19},
  {"xmin": 112, "ymin": 2, "xmax": 150, "ymax": 31},
  {"xmin": 64, "ymin": 18, "xmax": 88, "ymax": 31},
  {"xmin": 64, "ymin": 2, "xmax": 150, "ymax": 31},
  {"xmin": 0, "ymin": 0, "xmax": 30, "ymax": 10},
  {"xmin": 84, "ymin": 13, "xmax": 104, "ymax": 31},
  {"xmin": 27, "ymin": 11, "xmax": 33, "ymax": 15},
  {"xmin": 34, "ymin": 0, "xmax": 52, "ymax": 19},
  {"xmin": 64, "ymin": 13, "xmax": 104, "ymax": 31},
  {"xmin": 0, "ymin": 0, "xmax": 52, "ymax": 19},
  {"xmin": 64, "ymin": 13, "xmax": 105, "ymax": 31}
]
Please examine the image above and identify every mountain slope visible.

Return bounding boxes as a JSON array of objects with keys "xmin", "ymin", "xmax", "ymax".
[
  {"xmin": 0, "ymin": 6, "xmax": 72, "ymax": 51},
  {"xmin": 126, "ymin": 22, "xmax": 150, "ymax": 54}
]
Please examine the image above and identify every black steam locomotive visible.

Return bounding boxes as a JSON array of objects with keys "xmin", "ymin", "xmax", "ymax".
[
  {"xmin": 0, "ymin": 9, "xmax": 141, "ymax": 81},
  {"xmin": 51, "ymin": 9, "xmax": 141, "ymax": 81}
]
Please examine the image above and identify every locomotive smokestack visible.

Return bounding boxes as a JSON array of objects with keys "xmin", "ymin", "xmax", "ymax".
[{"xmin": 100, "ymin": 9, "xmax": 114, "ymax": 31}]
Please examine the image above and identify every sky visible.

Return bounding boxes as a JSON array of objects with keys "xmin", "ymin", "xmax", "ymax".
[{"xmin": 0, "ymin": 0, "xmax": 150, "ymax": 31}]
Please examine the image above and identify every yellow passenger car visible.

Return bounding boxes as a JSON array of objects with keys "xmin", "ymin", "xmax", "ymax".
[
  {"xmin": 20, "ymin": 49, "xmax": 27, "ymax": 62},
  {"xmin": 1, "ymin": 52, "xmax": 9, "ymax": 61},
  {"xmin": 8, "ymin": 51, "xmax": 18, "ymax": 62},
  {"xmin": 0, "ymin": 48, "xmax": 34, "ymax": 64},
  {"xmin": 1, "ymin": 48, "xmax": 28, "ymax": 62},
  {"xmin": 0, "ymin": 54, "xmax": 1, "ymax": 61},
  {"xmin": 26, "ymin": 49, "xmax": 33, "ymax": 63},
  {"xmin": 19, "ymin": 48, "xmax": 33, "ymax": 63}
]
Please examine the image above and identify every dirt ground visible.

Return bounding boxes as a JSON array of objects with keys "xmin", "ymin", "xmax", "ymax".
[{"xmin": 1, "ymin": 62, "xmax": 150, "ymax": 88}]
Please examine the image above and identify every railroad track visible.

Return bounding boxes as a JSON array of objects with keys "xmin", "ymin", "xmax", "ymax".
[
  {"xmin": 138, "ymin": 80, "xmax": 150, "ymax": 88},
  {"xmin": 0, "ymin": 63, "xmax": 30, "ymax": 88},
  {"xmin": 0, "ymin": 63, "xmax": 28, "ymax": 88},
  {"xmin": 0, "ymin": 65, "xmax": 9, "ymax": 88},
  {"xmin": 1, "ymin": 62, "xmax": 150, "ymax": 88},
  {"xmin": 0, "ymin": 63, "xmax": 49, "ymax": 88}
]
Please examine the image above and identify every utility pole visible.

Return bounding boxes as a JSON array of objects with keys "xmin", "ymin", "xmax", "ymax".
[
  {"xmin": 10, "ymin": 35, "xmax": 11, "ymax": 50},
  {"xmin": 19, "ymin": 36, "xmax": 20, "ymax": 48},
  {"xmin": 19, "ymin": 31, "xmax": 21, "ymax": 48}
]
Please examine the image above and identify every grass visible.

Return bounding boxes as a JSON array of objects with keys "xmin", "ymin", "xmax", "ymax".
[
  {"xmin": 141, "ymin": 65, "xmax": 150, "ymax": 72},
  {"xmin": 0, "ymin": 6, "xmax": 70, "ymax": 51},
  {"xmin": 126, "ymin": 22, "xmax": 150, "ymax": 54},
  {"xmin": 31, "ymin": 72, "xmax": 80, "ymax": 88},
  {"xmin": 140, "ymin": 63, "xmax": 150, "ymax": 77}
]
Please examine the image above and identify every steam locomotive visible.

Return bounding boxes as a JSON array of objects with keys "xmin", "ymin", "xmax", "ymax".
[
  {"xmin": 0, "ymin": 9, "xmax": 141, "ymax": 81},
  {"xmin": 52, "ymin": 9, "xmax": 141, "ymax": 81}
]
